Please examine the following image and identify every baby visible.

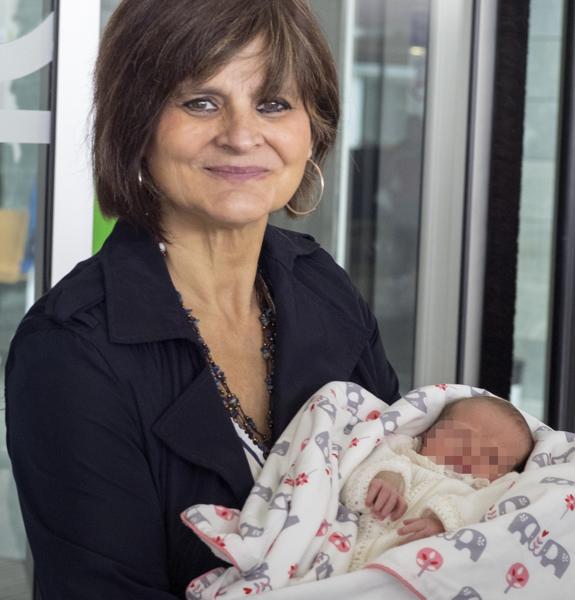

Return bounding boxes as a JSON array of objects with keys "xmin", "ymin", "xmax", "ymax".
[{"xmin": 341, "ymin": 395, "xmax": 534, "ymax": 570}]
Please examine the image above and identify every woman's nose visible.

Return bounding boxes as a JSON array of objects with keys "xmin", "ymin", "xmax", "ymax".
[{"xmin": 214, "ymin": 107, "xmax": 264, "ymax": 153}]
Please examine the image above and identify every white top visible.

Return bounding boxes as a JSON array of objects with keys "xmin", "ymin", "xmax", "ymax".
[{"xmin": 232, "ymin": 420, "xmax": 265, "ymax": 480}]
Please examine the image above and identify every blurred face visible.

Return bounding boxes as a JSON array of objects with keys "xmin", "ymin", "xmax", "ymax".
[
  {"xmin": 146, "ymin": 37, "xmax": 313, "ymax": 230},
  {"xmin": 419, "ymin": 404, "xmax": 528, "ymax": 481}
]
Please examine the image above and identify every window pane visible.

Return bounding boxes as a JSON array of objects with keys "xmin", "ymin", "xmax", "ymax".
[
  {"xmin": 101, "ymin": 0, "xmax": 120, "ymax": 31},
  {"xmin": 0, "ymin": 1, "xmax": 53, "ymax": 598},
  {"xmin": 512, "ymin": 0, "xmax": 564, "ymax": 420},
  {"xmin": 348, "ymin": 0, "xmax": 429, "ymax": 392}
]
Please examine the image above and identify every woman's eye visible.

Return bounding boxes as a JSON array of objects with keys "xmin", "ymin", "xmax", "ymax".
[
  {"xmin": 182, "ymin": 98, "xmax": 218, "ymax": 112},
  {"xmin": 257, "ymin": 99, "xmax": 292, "ymax": 114}
]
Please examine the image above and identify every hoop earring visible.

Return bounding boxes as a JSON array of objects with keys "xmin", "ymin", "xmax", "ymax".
[{"xmin": 285, "ymin": 159, "xmax": 324, "ymax": 216}]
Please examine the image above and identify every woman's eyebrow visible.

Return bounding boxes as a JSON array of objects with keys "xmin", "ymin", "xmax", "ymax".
[
  {"xmin": 176, "ymin": 83, "xmax": 299, "ymax": 99},
  {"xmin": 173, "ymin": 84, "xmax": 223, "ymax": 98}
]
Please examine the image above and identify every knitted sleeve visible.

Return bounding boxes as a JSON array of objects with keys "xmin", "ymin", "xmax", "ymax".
[
  {"xmin": 423, "ymin": 471, "xmax": 520, "ymax": 531},
  {"xmin": 341, "ymin": 438, "xmax": 415, "ymax": 513}
]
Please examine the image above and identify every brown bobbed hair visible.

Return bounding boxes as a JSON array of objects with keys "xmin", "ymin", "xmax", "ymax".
[{"xmin": 92, "ymin": 0, "xmax": 340, "ymax": 241}]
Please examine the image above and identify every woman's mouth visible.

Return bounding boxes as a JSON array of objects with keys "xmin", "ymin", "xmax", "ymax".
[{"xmin": 204, "ymin": 166, "xmax": 270, "ymax": 182}]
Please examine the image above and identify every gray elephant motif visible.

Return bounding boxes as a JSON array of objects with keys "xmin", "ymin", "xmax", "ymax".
[
  {"xmin": 343, "ymin": 386, "xmax": 365, "ymax": 434},
  {"xmin": 468, "ymin": 386, "xmax": 489, "ymax": 397},
  {"xmin": 532, "ymin": 447, "xmax": 575, "ymax": 467},
  {"xmin": 270, "ymin": 440, "xmax": 290, "ymax": 456},
  {"xmin": 317, "ymin": 397, "xmax": 337, "ymax": 423},
  {"xmin": 404, "ymin": 390, "xmax": 428, "ymax": 413},
  {"xmin": 538, "ymin": 539, "xmax": 571, "ymax": 578},
  {"xmin": 336, "ymin": 503, "xmax": 359, "ymax": 525},
  {"xmin": 380, "ymin": 411, "xmax": 401, "ymax": 433},
  {"xmin": 439, "ymin": 528, "xmax": 486, "ymax": 562},
  {"xmin": 315, "ymin": 431, "xmax": 331, "ymax": 465},
  {"xmin": 187, "ymin": 587, "xmax": 202, "ymax": 600},
  {"xmin": 313, "ymin": 552, "xmax": 334, "ymax": 580},
  {"xmin": 244, "ymin": 563, "xmax": 269, "ymax": 580},
  {"xmin": 508, "ymin": 512, "xmax": 540, "ymax": 546},
  {"xmin": 187, "ymin": 569, "xmax": 225, "ymax": 599},
  {"xmin": 345, "ymin": 382, "xmax": 365, "ymax": 405},
  {"xmin": 508, "ymin": 512, "xmax": 571, "ymax": 578},
  {"xmin": 554, "ymin": 446, "xmax": 575, "ymax": 463},
  {"xmin": 281, "ymin": 515, "xmax": 300, "ymax": 531},
  {"xmin": 540, "ymin": 476, "xmax": 575, "ymax": 486},
  {"xmin": 270, "ymin": 492, "xmax": 291, "ymax": 511},
  {"xmin": 244, "ymin": 562, "xmax": 272, "ymax": 591},
  {"xmin": 531, "ymin": 452, "xmax": 551, "ymax": 467},
  {"xmin": 497, "ymin": 495, "xmax": 530, "ymax": 515},
  {"xmin": 251, "ymin": 483, "xmax": 273, "ymax": 502},
  {"xmin": 343, "ymin": 420, "xmax": 360, "ymax": 435},
  {"xmin": 239, "ymin": 522, "xmax": 264, "ymax": 538},
  {"xmin": 331, "ymin": 442, "xmax": 343, "ymax": 459},
  {"xmin": 452, "ymin": 586, "xmax": 482, "ymax": 600},
  {"xmin": 185, "ymin": 509, "xmax": 209, "ymax": 527}
]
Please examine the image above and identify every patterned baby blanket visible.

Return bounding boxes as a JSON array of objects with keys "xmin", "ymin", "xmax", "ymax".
[{"xmin": 181, "ymin": 382, "xmax": 575, "ymax": 599}]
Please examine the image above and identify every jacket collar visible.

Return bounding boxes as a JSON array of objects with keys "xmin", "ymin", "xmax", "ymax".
[{"xmin": 99, "ymin": 220, "xmax": 319, "ymax": 344}]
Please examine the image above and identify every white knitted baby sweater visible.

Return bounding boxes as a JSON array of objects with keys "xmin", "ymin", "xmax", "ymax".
[{"xmin": 341, "ymin": 434, "xmax": 518, "ymax": 570}]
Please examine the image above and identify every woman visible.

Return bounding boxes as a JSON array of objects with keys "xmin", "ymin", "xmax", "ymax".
[{"xmin": 6, "ymin": 1, "xmax": 399, "ymax": 598}]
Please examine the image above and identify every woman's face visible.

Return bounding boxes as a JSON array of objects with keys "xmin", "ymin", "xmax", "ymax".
[{"xmin": 146, "ymin": 37, "xmax": 313, "ymax": 230}]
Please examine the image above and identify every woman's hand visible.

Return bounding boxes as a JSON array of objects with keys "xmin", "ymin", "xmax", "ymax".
[
  {"xmin": 396, "ymin": 516, "xmax": 445, "ymax": 545},
  {"xmin": 365, "ymin": 477, "xmax": 407, "ymax": 521}
]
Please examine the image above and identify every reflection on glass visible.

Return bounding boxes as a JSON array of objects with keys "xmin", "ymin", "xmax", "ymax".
[
  {"xmin": 0, "ymin": 1, "xmax": 53, "ymax": 597},
  {"xmin": 348, "ymin": 0, "xmax": 429, "ymax": 392},
  {"xmin": 101, "ymin": 0, "xmax": 120, "ymax": 32},
  {"xmin": 512, "ymin": 0, "xmax": 564, "ymax": 420}
]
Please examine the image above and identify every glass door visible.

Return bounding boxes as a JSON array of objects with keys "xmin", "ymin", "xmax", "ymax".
[
  {"xmin": 512, "ymin": 0, "xmax": 565, "ymax": 421},
  {"xmin": 0, "ymin": 2, "xmax": 54, "ymax": 597},
  {"xmin": 348, "ymin": 0, "xmax": 429, "ymax": 391}
]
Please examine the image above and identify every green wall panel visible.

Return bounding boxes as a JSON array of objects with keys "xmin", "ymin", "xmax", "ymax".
[{"xmin": 92, "ymin": 200, "xmax": 115, "ymax": 254}]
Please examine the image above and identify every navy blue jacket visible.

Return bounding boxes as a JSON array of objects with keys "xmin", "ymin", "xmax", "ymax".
[{"xmin": 5, "ymin": 221, "xmax": 399, "ymax": 599}]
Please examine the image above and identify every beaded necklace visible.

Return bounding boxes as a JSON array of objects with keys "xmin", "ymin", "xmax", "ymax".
[{"xmin": 176, "ymin": 271, "xmax": 276, "ymax": 458}]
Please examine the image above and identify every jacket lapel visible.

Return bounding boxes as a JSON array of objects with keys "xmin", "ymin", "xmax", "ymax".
[
  {"xmin": 151, "ymin": 367, "xmax": 254, "ymax": 504},
  {"xmin": 262, "ymin": 251, "xmax": 372, "ymax": 439}
]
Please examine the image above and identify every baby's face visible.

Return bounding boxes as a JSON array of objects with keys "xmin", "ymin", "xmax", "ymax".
[{"xmin": 419, "ymin": 404, "xmax": 526, "ymax": 481}]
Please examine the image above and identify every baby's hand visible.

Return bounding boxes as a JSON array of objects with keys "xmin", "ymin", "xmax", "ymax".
[
  {"xmin": 397, "ymin": 516, "xmax": 445, "ymax": 545},
  {"xmin": 365, "ymin": 477, "xmax": 407, "ymax": 521}
]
